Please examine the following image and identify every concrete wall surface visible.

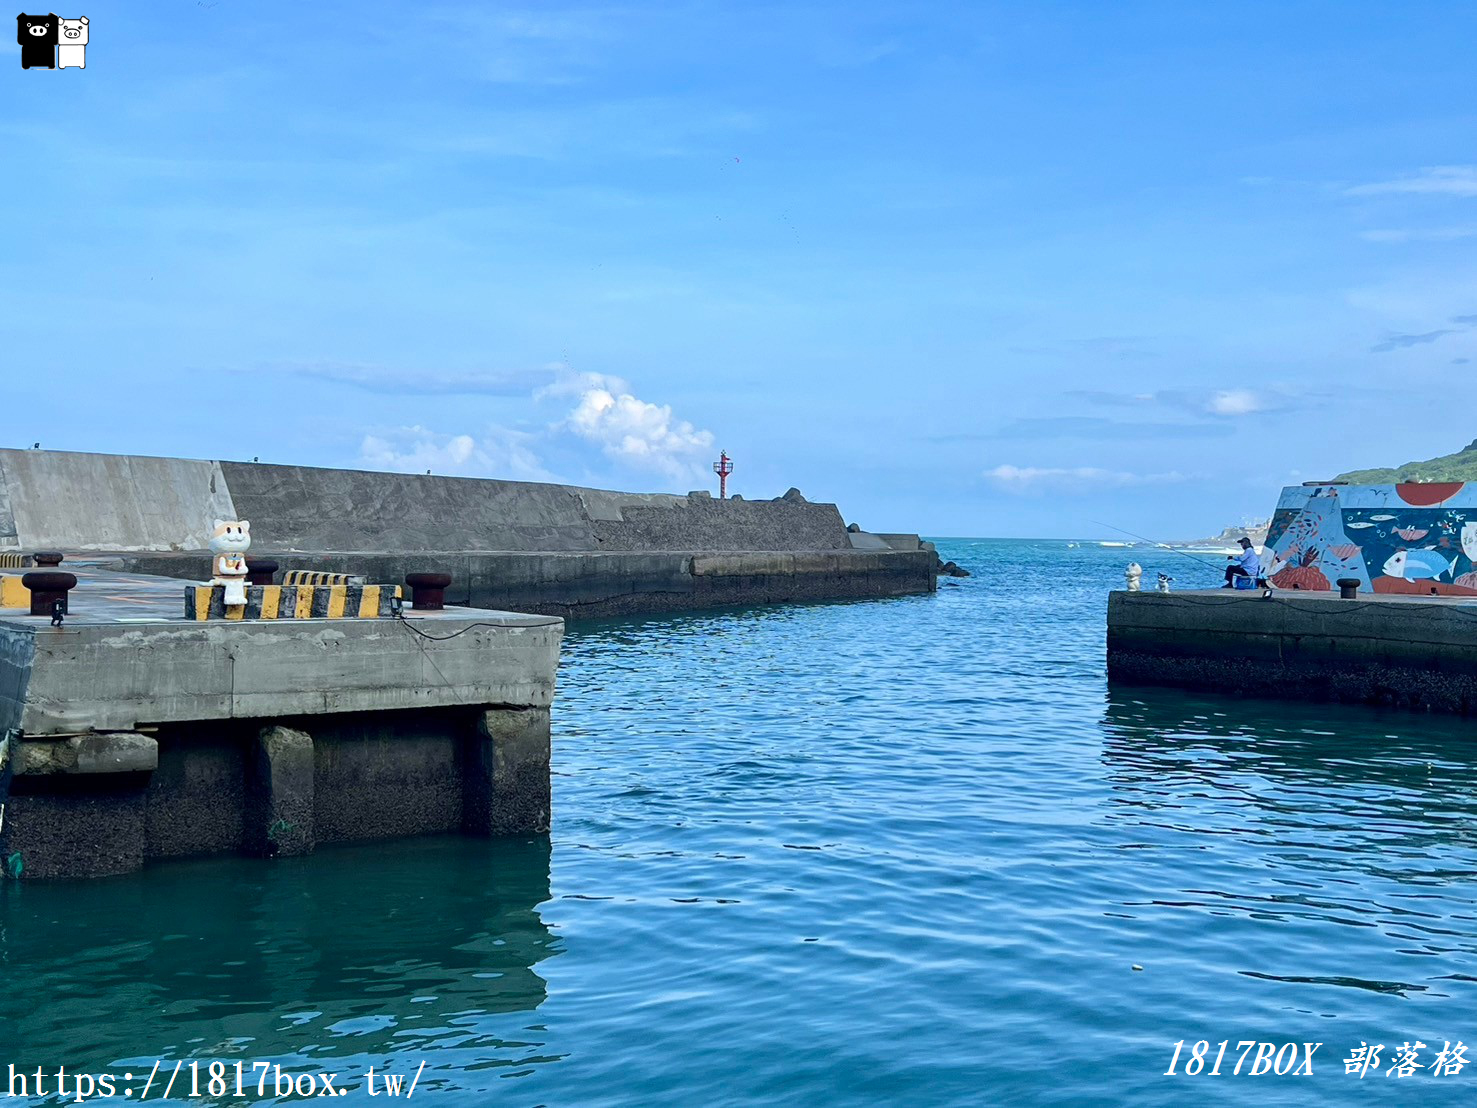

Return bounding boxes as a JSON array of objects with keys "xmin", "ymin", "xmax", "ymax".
[
  {"xmin": 219, "ymin": 462, "xmax": 601, "ymax": 553},
  {"xmin": 874, "ymin": 533, "xmax": 923, "ymax": 551},
  {"xmin": 1266, "ymin": 481, "xmax": 1477, "ymax": 596},
  {"xmin": 0, "ymin": 596, "xmax": 563, "ymax": 877},
  {"xmin": 587, "ymin": 496, "xmax": 848, "ymax": 552},
  {"xmin": 0, "ymin": 611, "xmax": 563, "ymax": 736},
  {"xmin": 1, "ymin": 705, "xmax": 552, "ymax": 878},
  {"xmin": 1108, "ymin": 589, "xmax": 1477, "ymax": 713},
  {"xmin": 0, "ymin": 449, "xmax": 236, "ymax": 552},
  {"xmin": 118, "ymin": 547, "xmax": 939, "ymax": 621},
  {"xmin": 0, "ymin": 449, "xmax": 855, "ymax": 554}
]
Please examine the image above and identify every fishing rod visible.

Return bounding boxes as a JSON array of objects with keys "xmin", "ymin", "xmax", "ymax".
[{"xmin": 1086, "ymin": 519, "xmax": 1226, "ymax": 571}]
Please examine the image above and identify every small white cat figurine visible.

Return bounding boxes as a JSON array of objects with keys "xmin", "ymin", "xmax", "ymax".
[{"xmin": 209, "ymin": 518, "xmax": 251, "ymax": 607}]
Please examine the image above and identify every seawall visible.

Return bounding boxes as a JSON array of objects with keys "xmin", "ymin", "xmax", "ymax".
[
  {"xmin": 0, "ymin": 564, "xmax": 563, "ymax": 879},
  {"xmin": 0, "ymin": 449, "xmax": 935, "ymax": 617},
  {"xmin": 118, "ymin": 549, "xmax": 934, "ymax": 621},
  {"xmin": 0, "ymin": 449, "xmax": 853, "ymax": 554},
  {"xmin": 1108, "ymin": 588, "xmax": 1477, "ymax": 714}
]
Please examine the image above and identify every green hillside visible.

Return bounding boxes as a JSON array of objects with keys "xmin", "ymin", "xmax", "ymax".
[{"xmin": 1336, "ymin": 439, "xmax": 1477, "ymax": 484}]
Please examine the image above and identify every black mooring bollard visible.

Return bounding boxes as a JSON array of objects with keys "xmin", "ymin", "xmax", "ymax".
[
  {"xmin": 405, "ymin": 572, "xmax": 453, "ymax": 611},
  {"xmin": 1336, "ymin": 577, "xmax": 1360, "ymax": 600},
  {"xmin": 22, "ymin": 570, "xmax": 77, "ymax": 616},
  {"xmin": 244, "ymin": 557, "xmax": 279, "ymax": 586}
]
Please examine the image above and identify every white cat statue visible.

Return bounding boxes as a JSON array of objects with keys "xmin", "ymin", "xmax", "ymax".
[{"xmin": 209, "ymin": 519, "xmax": 251, "ymax": 607}]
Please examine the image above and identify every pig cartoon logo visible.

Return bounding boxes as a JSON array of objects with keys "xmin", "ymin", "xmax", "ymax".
[
  {"xmin": 15, "ymin": 13, "xmax": 86, "ymax": 70},
  {"xmin": 56, "ymin": 14, "xmax": 85, "ymax": 68},
  {"xmin": 16, "ymin": 13, "xmax": 57, "ymax": 69}
]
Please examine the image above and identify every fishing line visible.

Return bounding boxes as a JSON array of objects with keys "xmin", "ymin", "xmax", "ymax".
[{"xmin": 1087, "ymin": 519, "xmax": 1228, "ymax": 571}]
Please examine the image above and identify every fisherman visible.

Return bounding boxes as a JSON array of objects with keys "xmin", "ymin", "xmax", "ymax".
[{"xmin": 1223, "ymin": 536, "xmax": 1265, "ymax": 588}]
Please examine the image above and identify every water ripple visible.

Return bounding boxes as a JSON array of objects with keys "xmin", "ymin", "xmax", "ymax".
[{"xmin": 4, "ymin": 542, "xmax": 1477, "ymax": 1104}]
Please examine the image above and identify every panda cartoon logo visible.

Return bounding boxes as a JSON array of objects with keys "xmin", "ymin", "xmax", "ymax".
[
  {"xmin": 16, "ymin": 13, "xmax": 58, "ymax": 70},
  {"xmin": 56, "ymin": 15, "xmax": 85, "ymax": 68}
]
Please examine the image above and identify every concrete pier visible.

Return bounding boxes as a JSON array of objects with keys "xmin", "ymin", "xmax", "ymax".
[
  {"xmin": 0, "ymin": 449, "xmax": 937, "ymax": 619},
  {"xmin": 1108, "ymin": 588, "xmax": 1477, "ymax": 714},
  {"xmin": 0, "ymin": 446, "xmax": 940, "ymax": 879},
  {"xmin": 0, "ymin": 565, "xmax": 562, "ymax": 879},
  {"xmin": 118, "ymin": 547, "xmax": 934, "ymax": 621}
]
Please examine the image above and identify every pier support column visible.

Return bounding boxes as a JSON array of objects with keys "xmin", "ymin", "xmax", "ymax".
[
  {"xmin": 0, "ymin": 733, "xmax": 157, "ymax": 879},
  {"xmin": 248, "ymin": 725, "xmax": 315, "ymax": 857},
  {"xmin": 464, "ymin": 707, "xmax": 550, "ymax": 835}
]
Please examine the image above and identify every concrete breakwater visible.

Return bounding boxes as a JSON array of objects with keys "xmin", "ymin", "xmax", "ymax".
[
  {"xmin": 0, "ymin": 448, "xmax": 934, "ymax": 878},
  {"xmin": 1108, "ymin": 588, "xmax": 1477, "ymax": 714},
  {"xmin": 0, "ymin": 564, "xmax": 562, "ymax": 879},
  {"xmin": 0, "ymin": 449, "xmax": 936, "ymax": 617},
  {"xmin": 120, "ymin": 548, "xmax": 932, "ymax": 620}
]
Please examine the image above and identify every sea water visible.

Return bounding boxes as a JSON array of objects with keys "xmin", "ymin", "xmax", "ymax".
[{"xmin": 3, "ymin": 539, "xmax": 1476, "ymax": 1105}]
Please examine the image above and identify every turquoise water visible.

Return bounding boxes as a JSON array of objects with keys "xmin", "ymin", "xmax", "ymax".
[{"xmin": 5, "ymin": 538, "xmax": 1477, "ymax": 1105}]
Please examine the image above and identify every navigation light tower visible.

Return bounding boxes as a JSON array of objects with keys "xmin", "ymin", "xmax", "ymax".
[{"xmin": 713, "ymin": 450, "xmax": 733, "ymax": 499}]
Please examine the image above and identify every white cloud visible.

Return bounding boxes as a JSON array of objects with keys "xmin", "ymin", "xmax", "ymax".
[
  {"xmin": 984, "ymin": 465, "xmax": 1190, "ymax": 493},
  {"xmin": 353, "ymin": 368, "xmax": 719, "ymax": 489},
  {"xmin": 1206, "ymin": 389, "xmax": 1264, "ymax": 416},
  {"xmin": 359, "ymin": 424, "xmax": 554, "ymax": 482},
  {"xmin": 534, "ymin": 368, "xmax": 631, "ymax": 401},
  {"xmin": 1075, "ymin": 387, "xmax": 1287, "ymax": 418},
  {"xmin": 556, "ymin": 376, "xmax": 715, "ymax": 480},
  {"xmin": 1347, "ymin": 166, "xmax": 1477, "ymax": 197}
]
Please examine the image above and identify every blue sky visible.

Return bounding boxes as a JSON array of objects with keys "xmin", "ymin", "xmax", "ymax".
[{"xmin": 5, "ymin": 2, "xmax": 1477, "ymax": 539}]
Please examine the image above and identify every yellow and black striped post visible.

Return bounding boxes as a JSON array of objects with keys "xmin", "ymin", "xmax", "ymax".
[
  {"xmin": 281, "ymin": 570, "xmax": 367, "ymax": 587},
  {"xmin": 185, "ymin": 583, "xmax": 401, "ymax": 620}
]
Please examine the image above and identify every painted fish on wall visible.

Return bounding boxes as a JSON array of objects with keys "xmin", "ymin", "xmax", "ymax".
[
  {"xmin": 1382, "ymin": 548, "xmax": 1455, "ymax": 581},
  {"xmin": 1266, "ymin": 483, "xmax": 1477, "ymax": 594},
  {"xmin": 1265, "ymin": 486, "xmax": 1368, "ymax": 591}
]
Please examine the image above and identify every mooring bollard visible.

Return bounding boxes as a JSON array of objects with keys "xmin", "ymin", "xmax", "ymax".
[
  {"xmin": 244, "ymin": 557, "xmax": 279, "ymax": 586},
  {"xmin": 405, "ymin": 571, "xmax": 452, "ymax": 611},
  {"xmin": 32, "ymin": 551, "xmax": 64, "ymax": 567},
  {"xmin": 1336, "ymin": 577, "xmax": 1360, "ymax": 600},
  {"xmin": 22, "ymin": 570, "xmax": 77, "ymax": 616}
]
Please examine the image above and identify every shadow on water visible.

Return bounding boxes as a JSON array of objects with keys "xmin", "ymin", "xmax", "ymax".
[
  {"xmin": 1097, "ymin": 685, "xmax": 1477, "ymax": 1000},
  {"xmin": 0, "ymin": 836, "xmax": 558, "ymax": 1076},
  {"xmin": 1101, "ymin": 683, "xmax": 1477, "ymax": 795},
  {"xmin": 562, "ymin": 588, "xmax": 939, "ymax": 641}
]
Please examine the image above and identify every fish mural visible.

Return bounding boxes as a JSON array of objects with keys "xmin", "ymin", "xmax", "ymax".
[
  {"xmin": 1382, "ymin": 548, "xmax": 1454, "ymax": 581},
  {"xmin": 1265, "ymin": 486, "xmax": 1366, "ymax": 591},
  {"xmin": 1266, "ymin": 482, "xmax": 1477, "ymax": 595},
  {"xmin": 1462, "ymin": 522, "xmax": 1477, "ymax": 562}
]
